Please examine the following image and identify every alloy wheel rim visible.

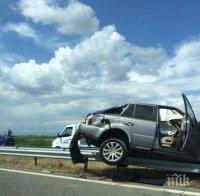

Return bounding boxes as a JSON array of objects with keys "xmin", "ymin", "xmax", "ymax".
[{"xmin": 102, "ymin": 141, "xmax": 123, "ymax": 162}]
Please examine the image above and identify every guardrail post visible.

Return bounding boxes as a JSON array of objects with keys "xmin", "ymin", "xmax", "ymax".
[
  {"xmin": 116, "ymin": 165, "xmax": 120, "ymax": 174},
  {"xmin": 84, "ymin": 162, "xmax": 88, "ymax": 172},
  {"xmin": 34, "ymin": 157, "xmax": 37, "ymax": 166}
]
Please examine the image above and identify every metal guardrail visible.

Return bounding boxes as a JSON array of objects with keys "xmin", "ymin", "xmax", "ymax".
[
  {"xmin": 0, "ymin": 146, "xmax": 99, "ymax": 151},
  {"xmin": 0, "ymin": 146, "xmax": 99, "ymax": 160}
]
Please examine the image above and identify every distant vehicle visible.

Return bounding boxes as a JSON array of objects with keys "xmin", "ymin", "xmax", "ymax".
[
  {"xmin": 0, "ymin": 130, "xmax": 15, "ymax": 146},
  {"xmin": 0, "ymin": 136, "xmax": 5, "ymax": 145},
  {"xmin": 70, "ymin": 94, "xmax": 200, "ymax": 165},
  {"xmin": 52, "ymin": 124, "xmax": 89, "ymax": 148}
]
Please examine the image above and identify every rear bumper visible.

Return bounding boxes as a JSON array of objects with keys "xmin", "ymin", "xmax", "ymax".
[{"xmin": 69, "ymin": 125, "xmax": 88, "ymax": 164}]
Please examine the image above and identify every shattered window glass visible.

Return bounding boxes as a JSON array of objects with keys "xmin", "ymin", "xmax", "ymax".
[
  {"xmin": 102, "ymin": 104, "xmax": 128, "ymax": 115},
  {"xmin": 121, "ymin": 104, "xmax": 135, "ymax": 118}
]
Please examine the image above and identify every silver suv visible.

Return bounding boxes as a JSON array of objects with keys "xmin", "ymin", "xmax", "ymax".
[{"xmin": 70, "ymin": 94, "xmax": 200, "ymax": 165}]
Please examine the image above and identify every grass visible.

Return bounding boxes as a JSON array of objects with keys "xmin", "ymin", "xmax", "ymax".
[
  {"xmin": 15, "ymin": 135, "xmax": 55, "ymax": 147},
  {"xmin": 0, "ymin": 155, "xmax": 200, "ymax": 189}
]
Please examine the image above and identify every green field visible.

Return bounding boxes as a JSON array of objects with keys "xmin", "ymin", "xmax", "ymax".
[{"xmin": 15, "ymin": 135, "xmax": 55, "ymax": 148}]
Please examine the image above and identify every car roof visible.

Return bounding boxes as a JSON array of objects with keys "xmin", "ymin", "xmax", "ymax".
[{"xmin": 90, "ymin": 103, "xmax": 184, "ymax": 116}]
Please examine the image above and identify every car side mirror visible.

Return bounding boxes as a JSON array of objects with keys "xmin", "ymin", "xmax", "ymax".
[{"xmin": 58, "ymin": 133, "xmax": 61, "ymax": 138}]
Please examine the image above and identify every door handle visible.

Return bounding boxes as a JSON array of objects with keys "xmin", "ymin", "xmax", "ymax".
[{"xmin": 124, "ymin": 122, "xmax": 134, "ymax": 126}]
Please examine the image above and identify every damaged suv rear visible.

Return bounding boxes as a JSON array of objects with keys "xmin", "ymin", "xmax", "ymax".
[{"xmin": 70, "ymin": 94, "xmax": 200, "ymax": 165}]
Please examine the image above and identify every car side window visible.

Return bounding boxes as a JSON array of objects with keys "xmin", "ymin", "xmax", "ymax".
[
  {"xmin": 121, "ymin": 104, "xmax": 135, "ymax": 118},
  {"xmin": 134, "ymin": 105, "xmax": 157, "ymax": 121},
  {"xmin": 61, "ymin": 127, "xmax": 73, "ymax": 137}
]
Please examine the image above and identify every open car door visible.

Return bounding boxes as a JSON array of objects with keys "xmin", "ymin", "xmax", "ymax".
[{"xmin": 182, "ymin": 93, "xmax": 200, "ymax": 159}]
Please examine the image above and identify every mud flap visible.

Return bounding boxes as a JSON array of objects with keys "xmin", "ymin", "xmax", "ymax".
[{"xmin": 69, "ymin": 128, "xmax": 88, "ymax": 164}]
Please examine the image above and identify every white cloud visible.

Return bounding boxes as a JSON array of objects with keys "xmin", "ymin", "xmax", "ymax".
[
  {"xmin": 0, "ymin": 25, "xmax": 200, "ymax": 134},
  {"xmin": 127, "ymin": 71, "xmax": 157, "ymax": 83},
  {"xmin": 18, "ymin": 0, "xmax": 99, "ymax": 36},
  {"xmin": 3, "ymin": 22, "xmax": 39, "ymax": 42},
  {"xmin": 1, "ymin": 26, "xmax": 167, "ymax": 91},
  {"xmin": 160, "ymin": 40, "xmax": 200, "ymax": 78}
]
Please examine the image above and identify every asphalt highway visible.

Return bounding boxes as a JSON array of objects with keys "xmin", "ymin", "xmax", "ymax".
[{"xmin": 0, "ymin": 169, "xmax": 199, "ymax": 196}]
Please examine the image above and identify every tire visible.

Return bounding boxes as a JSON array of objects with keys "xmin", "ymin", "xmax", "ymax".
[{"xmin": 99, "ymin": 138, "xmax": 128, "ymax": 165}]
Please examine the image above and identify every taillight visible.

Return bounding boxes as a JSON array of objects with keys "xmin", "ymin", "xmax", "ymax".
[
  {"xmin": 84, "ymin": 114, "xmax": 93, "ymax": 124},
  {"xmin": 84, "ymin": 117, "xmax": 89, "ymax": 124}
]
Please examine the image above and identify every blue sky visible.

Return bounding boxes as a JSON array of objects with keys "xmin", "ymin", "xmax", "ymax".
[
  {"xmin": 0, "ymin": 0, "xmax": 200, "ymax": 134},
  {"xmin": 85, "ymin": 0, "xmax": 200, "ymax": 49},
  {"xmin": 1, "ymin": 0, "xmax": 200, "ymax": 63}
]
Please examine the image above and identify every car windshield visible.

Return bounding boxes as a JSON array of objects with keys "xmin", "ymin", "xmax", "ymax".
[{"xmin": 61, "ymin": 127, "xmax": 73, "ymax": 137}]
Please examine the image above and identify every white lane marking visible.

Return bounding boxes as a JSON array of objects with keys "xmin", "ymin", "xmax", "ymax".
[{"xmin": 0, "ymin": 168, "xmax": 199, "ymax": 195}]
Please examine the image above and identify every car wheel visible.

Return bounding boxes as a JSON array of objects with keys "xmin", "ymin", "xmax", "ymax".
[{"xmin": 100, "ymin": 138, "xmax": 128, "ymax": 165}]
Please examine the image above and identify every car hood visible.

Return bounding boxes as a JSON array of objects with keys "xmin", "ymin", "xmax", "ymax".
[{"xmin": 52, "ymin": 138, "xmax": 60, "ymax": 144}]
